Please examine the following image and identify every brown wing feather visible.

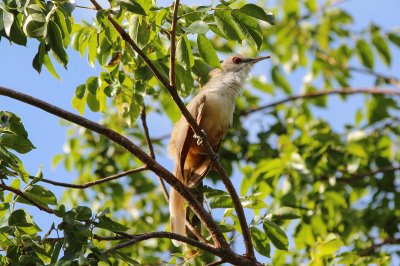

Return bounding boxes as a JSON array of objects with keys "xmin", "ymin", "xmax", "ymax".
[{"xmin": 175, "ymin": 95, "xmax": 207, "ymax": 181}]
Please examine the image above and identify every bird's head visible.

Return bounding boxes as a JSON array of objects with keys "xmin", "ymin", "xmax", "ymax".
[{"xmin": 220, "ymin": 54, "xmax": 270, "ymax": 75}]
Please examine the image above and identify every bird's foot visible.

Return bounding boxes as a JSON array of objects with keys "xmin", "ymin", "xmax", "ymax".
[
  {"xmin": 194, "ymin": 130, "xmax": 207, "ymax": 145},
  {"xmin": 211, "ymin": 153, "xmax": 220, "ymax": 163}
]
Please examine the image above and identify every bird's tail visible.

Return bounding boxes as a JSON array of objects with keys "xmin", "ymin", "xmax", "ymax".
[{"xmin": 170, "ymin": 167, "xmax": 186, "ymax": 246}]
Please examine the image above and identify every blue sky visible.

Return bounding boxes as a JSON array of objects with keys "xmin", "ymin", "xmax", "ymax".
[{"xmin": 1, "ymin": 0, "xmax": 399, "ymax": 263}]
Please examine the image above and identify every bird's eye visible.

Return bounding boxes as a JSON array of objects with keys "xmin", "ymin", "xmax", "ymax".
[{"xmin": 232, "ymin": 56, "xmax": 243, "ymax": 64}]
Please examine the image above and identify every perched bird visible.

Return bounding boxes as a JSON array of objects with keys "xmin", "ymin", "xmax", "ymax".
[{"xmin": 168, "ymin": 54, "xmax": 270, "ymax": 244}]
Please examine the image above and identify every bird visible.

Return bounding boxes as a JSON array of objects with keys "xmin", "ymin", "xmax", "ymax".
[{"xmin": 168, "ymin": 54, "xmax": 270, "ymax": 245}]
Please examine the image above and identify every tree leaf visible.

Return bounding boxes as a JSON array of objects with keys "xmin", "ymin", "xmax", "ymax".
[
  {"xmin": 176, "ymin": 35, "xmax": 194, "ymax": 70},
  {"xmin": 16, "ymin": 185, "xmax": 58, "ymax": 206},
  {"xmin": 214, "ymin": 7, "xmax": 242, "ymax": 42},
  {"xmin": 271, "ymin": 66, "xmax": 291, "ymax": 94},
  {"xmin": 23, "ymin": 13, "xmax": 46, "ymax": 38},
  {"xmin": 118, "ymin": 0, "xmax": 149, "ymax": 15},
  {"xmin": 129, "ymin": 15, "xmax": 150, "ymax": 49},
  {"xmin": 231, "ymin": 10, "xmax": 263, "ymax": 49},
  {"xmin": 2, "ymin": 9, "xmax": 14, "ymax": 36},
  {"xmin": 97, "ymin": 216, "xmax": 129, "ymax": 232},
  {"xmin": 372, "ymin": 34, "xmax": 391, "ymax": 66},
  {"xmin": 355, "ymin": 39, "xmax": 374, "ymax": 69},
  {"xmin": 250, "ymin": 227, "xmax": 270, "ymax": 257},
  {"xmin": 43, "ymin": 53, "xmax": 60, "ymax": 80},
  {"xmin": 197, "ymin": 34, "xmax": 221, "ymax": 68},
  {"xmin": 239, "ymin": 4, "xmax": 275, "ymax": 25},
  {"xmin": 269, "ymin": 207, "xmax": 300, "ymax": 220},
  {"xmin": 48, "ymin": 21, "xmax": 68, "ymax": 68},
  {"xmin": 388, "ymin": 32, "xmax": 400, "ymax": 48},
  {"xmin": 263, "ymin": 221, "xmax": 289, "ymax": 250},
  {"xmin": 182, "ymin": 21, "xmax": 209, "ymax": 34},
  {"xmin": 32, "ymin": 43, "xmax": 45, "ymax": 73},
  {"xmin": 86, "ymin": 76, "xmax": 99, "ymax": 95}
]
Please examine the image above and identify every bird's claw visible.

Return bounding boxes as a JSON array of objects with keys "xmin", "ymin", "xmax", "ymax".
[
  {"xmin": 194, "ymin": 130, "xmax": 207, "ymax": 145},
  {"xmin": 211, "ymin": 153, "xmax": 220, "ymax": 163}
]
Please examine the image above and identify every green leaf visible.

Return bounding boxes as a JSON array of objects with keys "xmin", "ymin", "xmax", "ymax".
[
  {"xmin": 388, "ymin": 32, "xmax": 400, "ymax": 48},
  {"xmin": 32, "ymin": 43, "xmax": 45, "ymax": 73},
  {"xmin": 197, "ymin": 34, "xmax": 221, "ymax": 68},
  {"xmin": 0, "ymin": 111, "xmax": 35, "ymax": 154},
  {"xmin": 72, "ymin": 95, "xmax": 86, "ymax": 115},
  {"xmin": 239, "ymin": 4, "xmax": 275, "ymax": 25},
  {"xmin": 210, "ymin": 195, "xmax": 233, "ymax": 208},
  {"xmin": 118, "ymin": 0, "xmax": 150, "ymax": 15},
  {"xmin": 87, "ymin": 33, "xmax": 97, "ymax": 67},
  {"xmin": 372, "ymin": 34, "xmax": 391, "ymax": 66},
  {"xmin": 175, "ymin": 65, "xmax": 194, "ymax": 95},
  {"xmin": 214, "ymin": 7, "xmax": 242, "ymax": 42},
  {"xmin": 43, "ymin": 53, "xmax": 60, "ymax": 80},
  {"xmin": 75, "ymin": 84, "xmax": 86, "ymax": 99},
  {"xmin": 16, "ymin": 185, "xmax": 58, "ymax": 206},
  {"xmin": 23, "ymin": 13, "xmax": 46, "ymax": 38},
  {"xmin": 269, "ymin": 207, "xmax": 300, "ymax": 220},
  {"xmin": 86, "ymin": 76, "xmax": 99, "ymax": 95},
  {"xmin": 48, "ymin": 21, "xmax": 68, "ymax": 67},
  {"xmin": 97, "ymin": 216, "xmax": 129, "ymax": 232},
  {"xmin": 129, "ymin": 15, "xmax": 150, "ymax": 49},
  {"xmin": 73, "ymin": 206, "xmax": 92, "ymax": 221},
  {"xmin": 231, "ymin": 10, "xmax": 263, "ymax": 49},
  {"xmin": 182, "ymin": 21, "xmax": 209, "ymax": 34},
  {"xmin": 176, "ymin": 35, "xmax": 194, "ymax": 70},
  {"xmin": 315, "ymin": 234, "xmax": 343, "ymax": 258},
  {"xmin": 263, "ymin": 220, "xmax": 289, "ymax": 250},
  {"xmin": 355, "ymin": 39, "xmax": 374, "ymax": 69},
  {"xmin": 87, "ymin": 93, "xmax": 100, "ymax": 112},
  {"xmin": 9, "ymin": 209, "xmax": 39, "ymax": 229},
  {"xmin": 2, "ymin": 9, "xmax": 14, "ymax": 37},
  {"xmin": 271, "ymin": 66, "xmax": 291, "ymax": 94},
  {"xmin": 250, "ymin": 227, "xmax": 270, "ymax": 257}
]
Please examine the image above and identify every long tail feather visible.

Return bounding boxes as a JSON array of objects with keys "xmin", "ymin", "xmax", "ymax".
[{"xmin": 170, "ymin": 187, "xmax": 186, "ymax": 246}]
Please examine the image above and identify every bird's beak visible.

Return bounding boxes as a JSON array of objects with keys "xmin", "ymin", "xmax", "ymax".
[{"xmin": 247, "ymin": 55, "xmax": 271, "ymax": 64}]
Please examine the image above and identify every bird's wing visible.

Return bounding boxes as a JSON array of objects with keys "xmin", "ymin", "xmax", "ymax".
[{"xmin": 176, "ymin": 94, "xmax": 206, "ymax": 180}]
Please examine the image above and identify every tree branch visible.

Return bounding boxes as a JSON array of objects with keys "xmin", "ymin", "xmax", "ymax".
[
  {"xmin": 320, "ymin": 166, "xmax": 400, "ymax": 183},
  {"xmin": 102, "ymin": 231, "xmax": 262, "ymax": 265},
  {"xmin": 243, "ymin": 88, "xmax": 400, "ymax": 115},
  {"xmin": 169, "ymin": 0, "xmax": 180, "ymax": 88},
  {"xmin": 26, "ymin": 167, "xmax": 148, "ymax": 189},
  {"xmin": 360, "ymin": 237, "xmax": 400, "ymax": 256},
  {"xmin": 0, "ymin": 86, "xmax": 226, "ymax": 250},
  {"xmin": 140, "ymin": 106, "xmax": 169, "ymax": 202},
  {"xmin": 0, "ymin": 182, "xmax": 54, "ymax": 214}
]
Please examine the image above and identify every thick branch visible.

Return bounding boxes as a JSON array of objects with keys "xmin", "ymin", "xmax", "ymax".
[
  {"xmin": 0, "ymin": 86, "xmax": 226, "ymax": 249},
  {"xmin": 27, "ymin": 167, "xmax": 147, "ymax": 189},
  {"xmin": 243, "ymin": 88, "xmax": 400, "ymax": 115},
  {"xmin": 0, "ymin": 182, "xmax": 54, "ymax": 213}
]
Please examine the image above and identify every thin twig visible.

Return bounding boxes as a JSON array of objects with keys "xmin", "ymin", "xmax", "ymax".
[
  {"xmin": 320, "ymin": 166, "xmax": 400, "ymax": 183},
  {"xmin": 316, "ymin": 50, "xmax": 400, "ymax": 87},
  {"xmin": 26, "ymin": 167, "xmax": 147, "ymax": 189},
  {"xmin": 140, "ymin": 106, "xmax": 170, "ymax": 201},
  {"xmin": 169, "ymin": 0, "xmax": 180, "ymax": 88},
  {"xmin": 0, "ymin": 183, "xmax": 54, "ymax": 213},
  {"xmin": 243, "ymin": 88, "xmax": 400, "ymax": 116}
]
